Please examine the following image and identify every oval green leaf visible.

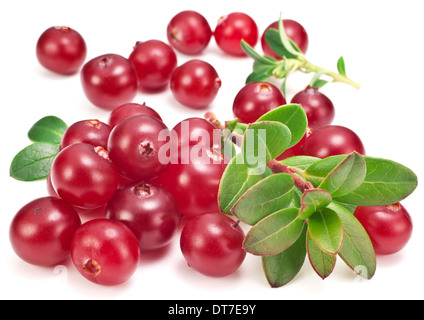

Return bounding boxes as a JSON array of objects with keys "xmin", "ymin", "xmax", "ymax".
[
  {"xmin": 306, "ymin": 231, "xmax": 337, "ymax": 280},
  {"xmin": 299, "ymin": 189, "xmax": 332, "ymax": 220},
  {"xmin": 27, "ymin": 116, "xmax": 68, "ymax": 144}
]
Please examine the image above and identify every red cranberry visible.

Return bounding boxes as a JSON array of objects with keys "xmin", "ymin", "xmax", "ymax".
[
  {"xmin": 276, "ymin": 132, "xmax": 308, "ymax": 161},
  {"xmin": 172, "ymin": 117, "xmax": 219, "ymax": 150},
  {"xmin": 214, "ymin": 12, "xmax": 259, "ymax": 56},
  {"xmin": 301, "ymin": 125, "xmax": 366, "ymax": 158},
  {"xmin": 10, "ymin": 197, "xmax": 81, "ymax": 266},
  {"xmin": 36, "ymin": 26, "xmax": 87, "ymax": 75},
  {"xmin": 232, "ymin": 82, "xmax": 287, "ymax": 124},
  {"xmin": 108, "ymin": 103, "xmax": 162, "ymax": 129},
  {"xmin": 170, "ymin": 59, "xmax": 221, "ymax": 109},
  {"xmin": 167, "ymin": 10, "xmax": 212, "ymax": 55},
  {"xmin": 128, "ymin": 40, "xmax": 177, "ymax": 92},
  {"xmin": 60, "ymin": 119, "xmax": 111, "ymax": 150},
  {"xmin": 71, "ymin": 219, "xmax": 140, "ymax": 286},
  {"xmin": 106, "ymin": 181, "xmax": 180, "ymax": 251},
  {"xmin": 180, "ymin": 213, "xmax": 246, "ymax": 277},
  {"xmin": 81, "ymin": 54, "xmax": 138, "ymax": 110},
  {"xmin": 108, "ymin": 115, "xmax": 171, "ymax": 181},
  {"xmin": 50, "ymin": 143, "xmax": 119, "ymax": 209},
  {"xmin": 354, "ymin": 203, "xmax": 413, "ymax": 255},
  {"xmin": 261, "ymin": 19, "xmax": 309, "ymax": 59}
]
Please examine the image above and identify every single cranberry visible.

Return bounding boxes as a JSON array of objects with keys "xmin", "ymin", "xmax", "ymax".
[
  {"xmin": 180, "ymin": 213, "xmax": 246, "ymax": 277},
  {"xmin": 214, "ymin": 12, "xmax": 259, "ymax": 56},
  {"xmin": 60, "ymin": 119, "xmax": 111, "ymax": 150},
  {"xmin": 172, "ymin": 117, "xmax": 219, "ymax": 151},
  {"xmin": 291, "ymin": 86, "xmax": 335, "ymax": 130},
  {"xmin": 167, "ymin": 10, "xmax": 212, "ymax": 55},
  {"xmin": 261, "ymin": 19, "xmax": 309, "ymax": 59},
  {"xmin": 354, "ymin": 203, "xmax": 413, "ymax": 255},
  {"xmin": 159, "ymin": 146, "xmax": 227, "ymax": 220},
  {"xmin": 71, "ymin": 219, "xmax": 140, "ymax": 286},
  {"xmin": 81, "ymin": 54, "xmax": 138, "ymax": 110},
  {"xmin": 106, "ymin": 181, "xmax": 180, "ymax": 251},
  {"xmin": 128, "ymin": 40, "xmax": 177, "ymax": 92},
  {"xmin": 108, "ymin": 102, "xmax": 162, "ymax": 129},
  {"xmin": 50, "ymin": 143, "xmax": 119, "ymax": 209},
  {"xmin": 36, "ymin": 26, "xmax": 87, "ymax": 75},
  {"xmin": 232, "ymin": 82, "xmax": 287, "ymax": 124},
  {"xmin": 301, "ymin": 125, "xmax": 366, "ymax": 158},
  {"xmin": 170, "ymin": 59, "xmax": 221, "ymax": 109},
  {"xmin": 108, "ymin": 115, "xmax": 171, "ymax": 181},
  {"xmin": 10, "ymin": 197, "xmax": 81, "ymax": 266}
]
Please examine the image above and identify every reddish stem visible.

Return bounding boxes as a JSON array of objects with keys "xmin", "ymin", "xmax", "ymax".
[{"xmin": 267, "ymin": 159, "xmax": 314, "ymax": 193}]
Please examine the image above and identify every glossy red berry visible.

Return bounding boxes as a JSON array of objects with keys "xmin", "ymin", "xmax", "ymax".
[
  {"xmin": 172, "ymin": 117, "xmax": 219, "ymax": 150},
  {"xmin": 232, "ymin": 82, "xmax": 287, "ymax": 124},
  {"xmin": 167, "ymin": 10, "xmax": 212, "ymax": 55},
  {"xmin": 106, "ymin": 181, "xmax": 180, "ymax": 251},
  {"xmin": 108, "ymin": 115, "xmax": 171, "ymax": 181},
  {"xmin": 10, "ymin": 197, "xmax": 81, "ymax": 266},
  {"xmin": 276, "ymin": 132, "xmax": 308, "ymax": 161},
  {"xmin": 36, "ymin": 26, "xmax": 87, "ymax": 75},
  {"xmin": 301, "ymin": 125, "xmax": 366, "ymax": 158},
  {"xmin": 128, "ymin": 40, "xmax": 177, "ymax": 92},
  {"xmin": 170, "ymin": 59, "xmax": 221, "ymax": 109},
  {"xmin": 60, "ymin": 119, "xmax": 111, "ymax": 150},
  {"xmin": 180, "ymin": 213, "xmax": 246, "ymax": 277},
  {"xmin": 261, "ymin": 19, "xmax": 309, "ymax": 59},
  {"xmin": 108, "ymin": 103, "xmax": 162, "ymax": 129},
  {"xmin": 50, "ymin": 143, "xmax": 119, "ymax": 209},
  {"xmin": 71, "ymin": 219, "xmax": 140, "ymax": 286},
  {"xmin": 214, "ymin": 12, "xmax": 259, "ymax": 56},
  {"xmin": 81, "ymin": 54, "xmax": 138, "ymax": 110},
  {"xmin": 354, "ymin": 203, "xmax": 413, "ymax": 255}
]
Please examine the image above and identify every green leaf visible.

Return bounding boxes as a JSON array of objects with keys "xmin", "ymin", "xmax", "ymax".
[
  {"xmin": 308, "ymin": 208, "xmax": 344, "ymax": 255},
  {"xmin": 329, "ymin": 202, "xmax": 376, "ymax": 279},
  {"xmin": 27, "ymin": 116, "xmax": 68, "ymax": 144},
  {"xmin": 280, "ymin": 155, "xmax": 320, "ymax": 170},
  {"xmin": 241, "ymin": 121, "xmax": 291, "ymax": 171},
  {"xmin": 262, "ymin": 227, "xmax": 307, "ymax": 288},
  {"xmin": 264, "ymin": 29, "xmax": 300, "ymax": 60},
  {"xmin": 245, "ymin": 65, "xmax": 274, "ymax": 83},
  {"xmin": 310, "ymin": 79, "xmax": 329, "ymax": 89},
  {"xmin": 241, "ymin": 40, "xmax": 277, "ymax": 66},
  {"xmin": 337, "ymin": 56, "xmax": 347, "ymax": 76},
  {"xmin": 299, "ymin": 189, "xmax": 332, "ymax": 220},
  {"xmin": 303, "ymin": 155, "xmax": 346, "ymax": 186},
  {"xmin": 243, "ymin": 207, "xmax": 305, "ymax": 256},
  {"xmin": 10, "ymin": 143, "xmax": 60, "ymax": 181},
  {"xmin": 257, "ymin": 104, "xmax": 308, "ymax": 148},
  {"xmin": 318, "ymin": 152, "xmax": 367, "ymax": 198},
  {"xmin": 231, "ymin": 173, "xmax": 295, "ymax": 225},
  {"xmin": 218, "ymin": 153, "xmax": 265, "ymax": 214},
  {"xmin": 277, "ymin": 16, "xmax": 304, "ymax": 59},
  {"xmin": 306, "ymin": 231, "xmax": 337, "ymax": 279}
]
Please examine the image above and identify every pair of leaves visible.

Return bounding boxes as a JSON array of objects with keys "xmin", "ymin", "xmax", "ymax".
[{"xmin": 10, "ymin": 116, "xmax": 67, "ymax": 181}]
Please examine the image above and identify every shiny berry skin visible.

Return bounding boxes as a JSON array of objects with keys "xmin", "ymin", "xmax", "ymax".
[
  {"xmin": 354, "ymin": 203, "xmax": 413, "ymax": 255},
  {"xmin": 71, "ymin": 219, "xmax": 140, "ymax": 286},
  {"xmin": 167, "ymin": 10, "xmax": 212, "ymax": 55},
  {"xmin": 128, "ymin": 40, "xmax": 177, "ymax": 92},
  {"xmin": 36, "ymin": 26, "xmax": 87, "ymax": 75},
  {"xmin": 159, "ymin": 146, "xmax": 227, "ymax": 220},
  {"xmin": 291, "ymin": 86, "xmax": 335, "ymax": 130},
  {"xmin": 50, "ymin": 143, "xmax": 119, "ymax": 209},
  {"xmin": 60, "ymin": 119, "xmax": 111, "ymax": 150},
  {"xmin": 261, "ymin": 20, "xmax": 309, "ymax": 59},
  {"xmin": 233, "ymin": 82, "xmax": 287, "ymax": 124},
  {"xmin": 108, "ymin": 115, "xmax": 171, "ymax": 181},
  {"xmin": 214, "ymin": 12, "xmax": 259, "ymax": 56},
  {"xmin": 81, "ymin": 54, "xmax": 138, "ymax": 110},
  {"xmin": 180, "ymin": 213, "xmax": 246, "ymax": 277},
  {"xmin": 106, "ymin": 181, "xmax": 180, "ymax": 251},
  {"xmin": 10, "ymin": 197, "xmax": 81, "ymax": 266},
  {"xmin": 172, "ymin": 117, "xmax": 218, "ymax": 150},
  {"xmin": 170, "ymin": 59, "xmax": 221, "ymax": 109},
  {"xmin": 302, "ymin": 125, "xmax": 366, "ymax": 158},
  {"xmin": 276, "ymin": 132, "xmax": 308, "ymax": 161},
  {"xmin": 108, "ymin": 102, "xmax": 162, "ymax": 129}
]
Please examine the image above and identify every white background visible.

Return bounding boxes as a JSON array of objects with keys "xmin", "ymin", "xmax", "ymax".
[{"xmin": 1, "ymin": 0, "xmax": 423, "ymax": 300}]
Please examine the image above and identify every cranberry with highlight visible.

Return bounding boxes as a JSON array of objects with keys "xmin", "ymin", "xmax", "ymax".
[
  {"xmin": 172, "ymin": 117, "xmax": 219, "ymax": 150},
  {"xmin": 60, "ymin": 119, "xmax": 111, "ymax": 150},
  {"xmin": 108, "ymin": 103, "xmax": 162, "ymax": 129}
]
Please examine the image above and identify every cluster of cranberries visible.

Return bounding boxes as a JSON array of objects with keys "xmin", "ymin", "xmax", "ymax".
[{"xmin": 10, "ymin": 10, "xmax": 413, "ymax": 287}]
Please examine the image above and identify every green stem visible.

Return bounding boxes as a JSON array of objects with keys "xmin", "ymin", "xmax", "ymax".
[{"xmin": 302, "ymin": 61, "xmax": 361, "ymax": 89}]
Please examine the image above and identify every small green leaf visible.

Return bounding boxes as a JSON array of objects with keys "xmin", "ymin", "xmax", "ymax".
[
  {"xmin": 308, "ymin": 208, "xmax": 344, "ymax": 255},
  {"xmin": 299, "ymin": 189, "xmax": 332, "ymax": 220},
  {"xmin": 310, "ymin": 79, "xmax": 329, "ymax": 89},
  {"xmin": 243, "ymin": 207, "xmax": 305, "ymax": 256},
  {"xmin": 280, "ymin": 155, "xmax": 320, "ymax": 171},
  {"xmin": 303, "ymin": 155, "xmax": 346, "ymax": 186},
  {"xmin": 277, "ymin": 16, "xmax": 304, "ymax": 59},
  {"xmin": 337, "ymin": 56, "xmax": 347, "ymax": 76},
  {"xmin": 264, "ymin": 29, "xmax": 300, "ymax": 60},
  {"xmin": 10, "ymin": 143, "xmax": 60, "ymax": 181},
  {"xmin": 306, "ymin": 231, "xmax": 337, "ymax": 279},
  {"xmin": 231, "ymin": 173, "xmax": 295, "ymax": 225},
  {"xmin": 241, "ymin": 40, "xmax": 277, "ymax": 66},
  {"xmin": 27, "ymin": 116, "xmax": 68, "ymax": 144},
  {"xmin": 318, "ymin": 152, "xmax": 367, "ymax": 197},
  {"xmin": 245, "ymin": 65, "xmax": 274, "ymax": 83},
  {"xmin": 262, "ymin": 227, "xmax": 307, "ymax": 288}
]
